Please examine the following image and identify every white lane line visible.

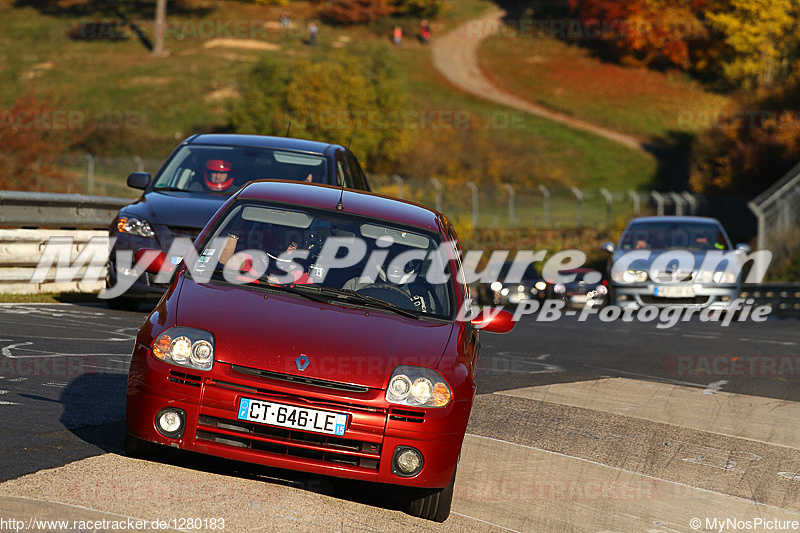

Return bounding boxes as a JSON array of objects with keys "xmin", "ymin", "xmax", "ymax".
[
  {"xmin": 778, "ymin": 472, "xmax": 800, "ymax": 482},
  {"xmin": 2, "ymin": 341, "xmax": 128, "ymax": 359},
  {"xmin": 450, "ymin": 512, "xmax": 523, "ymax": 532},
  {"xmin": 464, "ymin": 434, "xmax": 800, "ymax": 516},
  {"xmin": 704, "ymin": 380, "xmax": 728, "ymax": 395},
  {"xmin": 683, "ymin": 334, "xmax": 720, "ymax": 339}
]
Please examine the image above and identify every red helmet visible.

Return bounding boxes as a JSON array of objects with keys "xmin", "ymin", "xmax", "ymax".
[{"xmin": 204, "ymin": 159, "xmax": 234, "ymax": 191}]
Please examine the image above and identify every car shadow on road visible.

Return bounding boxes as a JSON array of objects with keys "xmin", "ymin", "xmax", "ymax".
[
  {"xmin": 59, "ymin": 372, "xmax": 129, "ymax": 454},
  {"xmin": 59, "ymin": 373, "xmax": 409, "ymax": 514}
]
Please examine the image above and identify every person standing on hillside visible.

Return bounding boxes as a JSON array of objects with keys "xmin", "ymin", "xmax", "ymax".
[{"xmin": 308, "ymin": 22, "xmax": 319, "ymax": 46}]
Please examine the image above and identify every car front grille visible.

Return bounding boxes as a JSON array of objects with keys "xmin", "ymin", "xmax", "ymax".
[
  {"xmin": 195, "ymin": 414, "xmax": 381, "ymax": 470},
  {"xmin": 231, "ymin": 365, "xmax": 369, "ymax": 393}
]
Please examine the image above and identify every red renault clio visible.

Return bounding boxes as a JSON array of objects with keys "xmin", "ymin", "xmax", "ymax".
[{"xmin": 125, "ymin": 181, "xmax": 513, "ymax": 521}]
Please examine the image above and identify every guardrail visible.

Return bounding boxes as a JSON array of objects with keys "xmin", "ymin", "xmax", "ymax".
[
  {"xmin": 0, "ymin": 190, "xmax": 129, "ymax": 230},
  {"xmin": 740, "ymin": 283, "xmax": 800, "ymax": 317}
]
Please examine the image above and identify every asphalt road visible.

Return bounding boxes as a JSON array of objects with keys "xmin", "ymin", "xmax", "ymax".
[{"xmin": 1, "ymin": 302, "xmax": 799, "ymax": 531}]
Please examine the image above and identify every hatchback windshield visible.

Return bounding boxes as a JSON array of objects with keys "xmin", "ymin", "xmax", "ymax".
[
  {"xmin": 191, "ymin": 201, "xmax": 454, "ymax": 319},
  {"xmin": 152, "ymin": 144, "xmax": 330, "ymax": 195}
]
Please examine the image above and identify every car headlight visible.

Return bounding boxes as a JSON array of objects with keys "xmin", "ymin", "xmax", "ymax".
[
  {"xmin": 490, "ymin": 281, "xmax": 503, "ymax": 292},
  {"xmin": 595, "ymin": 284, "xmax": 608, "ymax": 295},
  {"xmin": 386, "ymin": 366, "xmax": 451, "ymax": 408},
  {"xmin": 152, "ymin": 327, "xmax": 215, "ymax": 371},
  {"xmin": 712, "ymin": 271, "xmax": 736, "ymax": 284},
  {"xmin": 534, "ymin": 281, "xmax": 547, "ymax": 291},
  {"xmin": 553, "ymin": 283, "xmax": 566, "ymax": 294},
  {"xmin": 619, "ymin": 270, "xmax": 648, "ymax": 283},
  {"xmin": 116, "ymin": 215, "xmax": 155, "ymax": 238}
]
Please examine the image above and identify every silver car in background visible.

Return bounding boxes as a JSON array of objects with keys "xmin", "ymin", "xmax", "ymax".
[{"xmin": 602, "ymin": 216, "xmax": 751, "ymax": 309}]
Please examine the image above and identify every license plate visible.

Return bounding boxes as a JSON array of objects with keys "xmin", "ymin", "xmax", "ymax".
[
  {"xmin": 237, "ymin": 398, "xmax": 347, "ymax": 437},
  {"xmin": 654, "ymin": 285, "xmax": 695, "ymax": 298},
  {"xmin": 570, "ymin": 295, "xmax": 588, "ymax": 303}
]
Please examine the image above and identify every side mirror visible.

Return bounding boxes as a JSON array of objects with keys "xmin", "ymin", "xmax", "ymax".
[
  {"xmin": 127, "ymin": 172, "xmax": 151, "ymax": 190},
  {"xmin": 735, "ymin": 243, "xmax": 751, "ymax": 253},
  {"xmin": 471, "ymin": 309, "xmax": 515, "ymax": 334},
  {"xmin": 135, "ymin": 249, "xmax": 174, "ymax": 276},
  {"xmin": 601, "ymin": 241, "xmax": 615, "ymax": 254}
]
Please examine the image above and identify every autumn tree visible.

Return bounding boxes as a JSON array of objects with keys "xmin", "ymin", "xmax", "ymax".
[
  {"xmin": 568, "ymin": 0, "xmax": 711, "ymax": 69},
  {"xmin": 705, "ymin": 0, "xmax": 800, "ymax": 89},
  {"xmin": 229, "ymin": 50, "xmax": 410, "ymax": 172},
  {"xmin": 689, "ymin": 71, "xmax": 800, "ymax": 196},
  {"xmin": 0, "ymin": 93, "xmax": 83, "ymax": 192}
]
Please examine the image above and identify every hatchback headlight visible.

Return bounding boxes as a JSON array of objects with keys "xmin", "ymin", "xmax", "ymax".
[
  {"xmin": 386, "ymin": 366, "xmax": 451, "ymax": 408},
  {"xmin": 116, "ymin": 215, "xmax": 155, "ymax": 238},
  {"xmin": 152, "ymin": 327, "xmax": 215, "ymax": 371}
]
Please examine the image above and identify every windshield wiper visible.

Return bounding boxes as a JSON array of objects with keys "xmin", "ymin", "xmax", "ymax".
[{"xmin": 333, "ymin": 288, "xmax": 420, "ymax": 319}]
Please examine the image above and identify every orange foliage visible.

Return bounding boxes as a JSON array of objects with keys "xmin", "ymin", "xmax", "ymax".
[
  {"xmin": 322, "ymin": 0, "xmax": 395, "ymax": 25},
  {"xmin": 0, "ymin": 93, "xmax": 85, "ymax": 192}
]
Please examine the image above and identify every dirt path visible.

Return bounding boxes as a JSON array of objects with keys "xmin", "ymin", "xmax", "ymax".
[{"xmin": 431, "ymin": 8, "xmax": 650, "ymax": 153}]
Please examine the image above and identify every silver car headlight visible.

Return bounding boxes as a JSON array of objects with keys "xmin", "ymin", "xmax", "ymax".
[
  {"xmin": 116, "ymin": 215, "xmax": 155, "ymax": 238},
  {"xmin": 713, "ymin": 271, "xmax": 736, "ymax": 284},
  {"xmin": 618, "ymin": 269, "xmax": 648, "ymax": 283},
  {"xmin": 386, "ymin": 366, "xmax": 451, "ymax": 408},
  {"xmin": 152, "ymin": 327, "xmax": 215, "ymax": 371}
]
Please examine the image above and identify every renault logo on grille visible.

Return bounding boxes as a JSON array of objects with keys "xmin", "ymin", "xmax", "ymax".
[{"xmin": 296, "ymin": 354, "xmax": 310, "ymax": 371}]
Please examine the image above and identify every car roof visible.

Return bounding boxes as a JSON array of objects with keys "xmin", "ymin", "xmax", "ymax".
[
  {"xmin": 235, "ymin": 181, "xmax": 444, "ymax": 232},
  {"xmin": 185, "ymin": 134, "xmax": 344, "ymax": 155},
  {"xmin": 625, "ymin": 216, "xmax": 722, "ymax": 226}
]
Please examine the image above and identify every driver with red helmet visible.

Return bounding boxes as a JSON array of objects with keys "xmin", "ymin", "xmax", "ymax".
[{"xmin": 204, "ymin": 159, "xmax": 234, "ymax": 192}]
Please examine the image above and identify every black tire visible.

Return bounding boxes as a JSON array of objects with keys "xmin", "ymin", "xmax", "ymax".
[
  {"xmin": 407, "ymin": 468, "xmax": 456, "ymax": 522},
  {"xmin": 124, "ymin": 433, "xmax": 163, "ymax": 460}
]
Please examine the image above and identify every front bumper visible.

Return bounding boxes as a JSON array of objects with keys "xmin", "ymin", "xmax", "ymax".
[
  {"xmin": 612, "ymin": 283, "xmax": 740, "ymax": 309},
  {"xmin": 126, "ymin": 345, "xmax": 464, "ymax": 488}
]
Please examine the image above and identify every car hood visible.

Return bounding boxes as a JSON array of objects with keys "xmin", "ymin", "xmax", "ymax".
[
  {"xmin": 175, "ymin": 279, "xmax": 455, "ymax": 390},
  {"xmin": 122, "ymin": 191, "xmax": 230, "ymax": 229}
]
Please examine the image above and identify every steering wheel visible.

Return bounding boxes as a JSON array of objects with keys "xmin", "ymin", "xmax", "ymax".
[{"xmin": 355, "ymin": 283, "xmax": 416, "ymax": 310}]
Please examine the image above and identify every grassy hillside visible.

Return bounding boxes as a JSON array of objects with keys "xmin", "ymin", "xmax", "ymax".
[
  {"xmin": 2, "ymin": 0, "xmax": 657, "ymax": 194},
  {"xmin": 478, "ymin": 31, "xmax": 730, "ymax": 143}
]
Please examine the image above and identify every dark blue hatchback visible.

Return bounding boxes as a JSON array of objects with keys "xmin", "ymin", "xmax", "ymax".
[{"xmin": 105, "ymin": 133, "xmax": 371, "ymax": 309}]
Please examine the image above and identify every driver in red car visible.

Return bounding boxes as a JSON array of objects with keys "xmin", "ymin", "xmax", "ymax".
[{"xmin": 204, "ymin": 159, "xmax": 234, "ymax": 192}]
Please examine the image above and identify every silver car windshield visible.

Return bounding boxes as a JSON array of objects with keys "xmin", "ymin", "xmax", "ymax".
[{"xmin": 619, "ymin": 222, "xmax": 731, "ymax": 251}]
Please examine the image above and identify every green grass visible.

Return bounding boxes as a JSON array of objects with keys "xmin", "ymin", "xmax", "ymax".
[
  {"xmin": 478, "ymin": 32, "xmax": 730, "ymax": 143},
  {"xmin": 0, "ymin": 292, "xmax": 103, "ymax": 304}
]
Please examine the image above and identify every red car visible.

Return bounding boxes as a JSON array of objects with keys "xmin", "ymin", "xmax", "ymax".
[{"xmin": 125, "ymin": 181, "xmax": 514, "ymax": 522}]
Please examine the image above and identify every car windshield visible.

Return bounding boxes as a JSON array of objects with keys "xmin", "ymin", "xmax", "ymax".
[
  {"xmin": 619, "ymin": 221, "xmax": 731, "ymax": 251},
  {"xmin": 151, "ymin": 144, "xmax": 329, "ymax": 195},
  {"xmin": 191, "ymin": 201, "xmax": 454, "ymax": 319}
]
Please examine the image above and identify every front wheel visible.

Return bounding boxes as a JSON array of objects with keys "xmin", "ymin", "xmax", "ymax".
[{"xmin": 406, "ymin": 468, "xmax": 456, "ymax": 522}]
